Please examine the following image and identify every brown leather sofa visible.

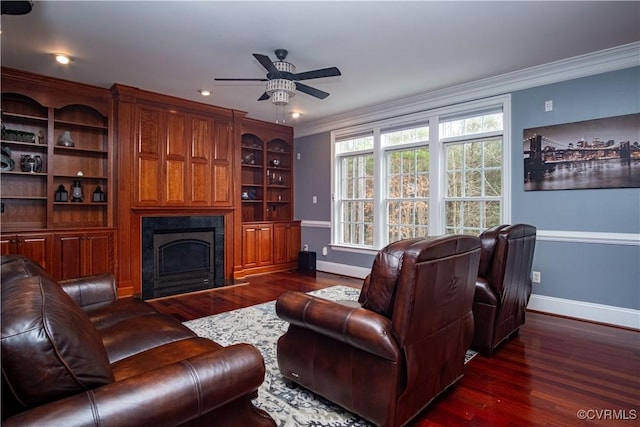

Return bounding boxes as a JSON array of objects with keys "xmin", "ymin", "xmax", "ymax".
[
  {"xmin": 1, "ymin": 254, "xmax": 276, "ymax": 427},
  {"xmin": 472, "ymin": 224, "xmax": 537, "ymax": 356},
  {"xmin": 275, "ymin": 235, "xmax": 481, "ymax": 427}
]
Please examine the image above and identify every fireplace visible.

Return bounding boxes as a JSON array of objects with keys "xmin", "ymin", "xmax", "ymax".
[{"xmin": 142, "ymin": 216, "xmax": 224, "ymax": 299}]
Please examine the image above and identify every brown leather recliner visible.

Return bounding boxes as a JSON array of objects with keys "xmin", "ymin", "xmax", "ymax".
[
  {"xmin": 472, "ymin": 224, "xmax": 537, "ymax": 356},
  {"xmin": 275, "ymin": 235, "xmax": 481, "ymax": 427},
  {"xmin": 1, "ymin": 254, "xmax": 276, "ymax": 427}
]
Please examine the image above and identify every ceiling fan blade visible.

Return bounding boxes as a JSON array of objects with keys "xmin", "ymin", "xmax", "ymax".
[
  {"xmin": 294, "ymin": 67, "xmax": 341, "ymax": 81},
  {"xmin": 295, "ymin": 82, "xmax": 330, "ymax": 99},
  {"xmin": 257, "ymin": 92, "xmax": 270, "ymax": 101},
  {"xmin": 253, "ymin": 53, "xmax": 280, "ymax": 77},
  {"xmin": 214, "ymin": 78, "xmax": 269, "ymax": 82}
]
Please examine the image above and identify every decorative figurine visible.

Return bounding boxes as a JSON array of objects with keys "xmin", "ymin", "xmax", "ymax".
[{"xmin": 71, "ymin": 180, "xmax": 83, "ymax": 202}]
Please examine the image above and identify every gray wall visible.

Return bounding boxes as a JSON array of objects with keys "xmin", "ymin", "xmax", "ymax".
[
  {"xmin": 512, "ymin": 67, "xmax": 639, "ymax": 310},
  {"xmin": 294, "ymin": 66, "xmax": 640, "ymax": 310}
]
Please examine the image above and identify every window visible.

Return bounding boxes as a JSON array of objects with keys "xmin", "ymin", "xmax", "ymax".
[
  {"xmin": 441, "ymin": 111, "xmax": 504, "ymax": 235},
  {"xmin": 383, "ymin": 125, "xmax": 430, "ymax": 242},
  {"xmin": 336, "ymin": 134, "xmax": 374, "ymax": 246},
  {"xmin": 332, "ymin": 96, "xmax": 510, "ymax": 251}
]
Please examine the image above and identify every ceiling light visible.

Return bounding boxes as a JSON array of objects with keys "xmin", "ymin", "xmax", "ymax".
[
  {"xmin": 198, "ymin": 89, "xmax": 211, "ymax": 96},
  {"xmin": 290, "ymin": 112, "xmax": 300, "ymax": 119},
  {"xmin": 54, "ymin": 54, "xmax": 71, "ymax": 65},
  {"xmin": 266, "ymin": 60, "xmax": 296, "ymax": 106}
]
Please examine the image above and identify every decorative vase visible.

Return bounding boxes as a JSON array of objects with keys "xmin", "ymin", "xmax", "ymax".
[
  {"xmin": 58, "ymin": 131, "xmax": 74, "ymax": 147},
  {"xmin": 20, "ymin": 155, "xmax": 42, "ymax": 173},
  {"xmin": 0, "ymin": 145, "xmax": 14, "ymax": 171}
]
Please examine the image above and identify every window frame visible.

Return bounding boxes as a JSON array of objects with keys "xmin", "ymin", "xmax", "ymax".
[{"xmin": 331, "ymin": 95, "xmax": 511, "ymax": 253}]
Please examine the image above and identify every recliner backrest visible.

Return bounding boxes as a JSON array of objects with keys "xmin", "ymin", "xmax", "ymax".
[
  {"xmin": 358, "ymin": 236, "xmax": 481, "ymax": 347},
  {"xmin": 487, "ymin": 224, "xmax": 536, "ymax": 298},
  {"xmin": 390, "ymin": 235, "xmax": 481, "ymax": 348}
]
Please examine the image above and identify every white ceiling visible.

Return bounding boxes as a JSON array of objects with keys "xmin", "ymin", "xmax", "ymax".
[{"xmin": 1, "ymin": 1, "xmax": 639, "ymax": 130}]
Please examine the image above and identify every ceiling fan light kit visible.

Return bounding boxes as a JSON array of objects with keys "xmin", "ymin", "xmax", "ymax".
[
  {"xmin": 266, "ymin": 79, "xmax": 296, "ymax": 105},
  {"xmin": 214, "ymin": 48, "xmax": 341, "ymax": 114}
]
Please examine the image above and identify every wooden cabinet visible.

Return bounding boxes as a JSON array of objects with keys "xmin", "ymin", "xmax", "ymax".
[
  {"xmin": 241, "ymin": 223, "xmax": 273, "ymax": 268},
  {"xmin": 274, "ymin": 221, "xmax": 301, "ymax": 264},
  {"xmin": 1, "ymin": 232, "xmax": 53, "ymax": 270},
  {"xmin": 0, "ymin": 68, "xmax": 113, "ymax": 231},
  {"xmin": 53, "ymin": 230, "xmax": 115, "ymax": 280},
  {"xmin": 134, "ymin": 103, "xmax": 234, "ymax": 207},
  {"xmin": 234, "ymin": 118, "xmax": 299, "ymax": 279},
  {"xmin": 238, "ymin": 221, "xmax": 300, "ymax": 276}
]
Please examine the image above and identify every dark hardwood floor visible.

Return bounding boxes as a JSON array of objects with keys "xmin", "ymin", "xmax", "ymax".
[{"xmin": 149, "ymin": 270, "xmax": 640, "ymax": 426}]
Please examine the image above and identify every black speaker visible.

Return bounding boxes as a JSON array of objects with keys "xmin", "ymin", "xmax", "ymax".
[{"xmin": 298, "ymin": 251, "xmax": 316, "ymax": 272}]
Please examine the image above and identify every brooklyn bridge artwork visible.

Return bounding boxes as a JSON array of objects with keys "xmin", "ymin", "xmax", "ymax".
[{"xmin": 524, "ymin": 113, "xmax": 640, "ymax": 191}]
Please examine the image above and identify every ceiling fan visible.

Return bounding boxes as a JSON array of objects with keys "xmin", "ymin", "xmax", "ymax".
[{"xmin": 215, "ymin": 49, "xmax": 341, "ymax": 104}]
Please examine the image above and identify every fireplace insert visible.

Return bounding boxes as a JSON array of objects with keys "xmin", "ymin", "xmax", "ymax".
[{"xmin": 142, "ymin": 216, "xmax": 224, "ymax": 299}]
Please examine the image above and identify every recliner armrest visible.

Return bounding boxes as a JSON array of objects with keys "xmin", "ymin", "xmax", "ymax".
[
  {"xmin": 2, "ymin": 343, "xmax": 266, "ymax": 427},
  {"xmin": 276, "ymin": 291, "xmax": 400, "ymax": 361},
  {"xmin": 58, "ymin": 273, "xmax": 118, "ymax": 309}
]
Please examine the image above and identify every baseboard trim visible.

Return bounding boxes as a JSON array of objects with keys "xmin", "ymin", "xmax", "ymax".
[
  {"xmin": 528, "ymin": 294, "xmax": 639, "ymax": 330},
  {"xmin": 316, "ymin": 260, "xmax": 370, "ymax": 279}
]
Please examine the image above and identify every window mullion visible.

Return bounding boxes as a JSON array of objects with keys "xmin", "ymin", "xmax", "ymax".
[
  {"xmin": 429, "ymin": 115, "xmax": 442, "ymax": 235},
  {"xmin": 373, "ymin": 128, "xmax": 384, "ymax": 248}
]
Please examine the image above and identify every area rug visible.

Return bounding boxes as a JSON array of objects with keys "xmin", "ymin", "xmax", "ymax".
[{"xmin": 183, "ymin": 285, "xmax": 477, "ymax": 427}]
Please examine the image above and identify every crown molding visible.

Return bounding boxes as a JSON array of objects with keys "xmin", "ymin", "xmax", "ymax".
[{"xmin": 294, "ymin": 42, "xmax": 640, "ymax": 138}]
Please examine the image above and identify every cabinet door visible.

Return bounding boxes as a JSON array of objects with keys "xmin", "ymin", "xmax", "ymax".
[
  {"xmin": 274, "ymin": 222, "xmax": 301, "ymax": 264},
  {"xmin": 287, "ymin": 222, "xmax": 301, "ymax": 263},
  {"xmin": 0, "ymin": 233, "xmax": 52, "ymax": 270},
  {"xmin": 136, "ymin": 105, "xmax": 164, "ymax": 205},
  {"xmin": 257, "ymin": 225, "xmax": 274, "ymax": 266},
  {"xmin": 18, "ymin": 233, "xmax": 53, "ymax": 271},
  {"xmin": 242, "ymin": 224, "xmax": 273, "ymax": 268},
  {"xmin": 212, "ymin": 120, "xmax": 233, "ymax": 206},
  {"xmin": 273, "ymin": 223, "xmax": 289, "ymax": 264},
  {"xmin": 165, "ymin": 111, "xmax": 186, "ymax": 204},
  {"xmin": 242, "ymin": 225, "xmax": 260, "ymax": 268},
  {"xmin": 1, "ymin": 235, "xmax": 16, "ymax": 256},
  {"xmin": 84, "ymin": 231, "xmax": 114, "ymax": 276},
  {"xmin": 54, "ymin": 233, "xmax": 83, "ymax": 280},
  {"xmin": 190, "ymin": 115, "xmax": 213, "ymax": 205}
]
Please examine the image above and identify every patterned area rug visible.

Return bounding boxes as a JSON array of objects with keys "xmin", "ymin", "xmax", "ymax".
[{"xmin": 184, "ymin": 285, "xmax": 477, "ymax": 427}]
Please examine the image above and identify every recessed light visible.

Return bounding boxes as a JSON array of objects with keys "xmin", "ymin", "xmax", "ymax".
[
  {"xmin": 198, "ymin": 89, "xmax": 211, "ymax": 96},
  {"xmin": 54, "ymin": 54, "xmax": 71, "ymax": 65},
  {"xmin": 290, "ymin": 112, "xmax": 301, "ymax": 119}
]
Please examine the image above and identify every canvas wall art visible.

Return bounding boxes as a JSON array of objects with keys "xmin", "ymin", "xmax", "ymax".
[{"xmin": 523, "ymin": 113, "xmax": 640, "ymax": 191}]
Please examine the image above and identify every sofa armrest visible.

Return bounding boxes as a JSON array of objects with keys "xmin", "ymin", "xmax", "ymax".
[
  {"xmin": 58, "ymin": 273, "xmax": 117, "ymax": 309},
  {"xmin": 2, "ymin": 343, "xmax": 267, "ymax": 427},
  {"xmin": 276, "ymin": 291, "xmax": 400, "ymax": 361}
]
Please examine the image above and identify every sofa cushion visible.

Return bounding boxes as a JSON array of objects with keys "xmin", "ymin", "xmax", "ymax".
[{"xmin": 1, "ymin": 274, "xmax": 114, "ymax": 410}]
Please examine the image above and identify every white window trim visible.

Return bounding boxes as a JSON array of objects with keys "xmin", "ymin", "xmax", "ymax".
[{"xmin": 331, "ymin": 94, "xmax": 511, "ymax": 253}]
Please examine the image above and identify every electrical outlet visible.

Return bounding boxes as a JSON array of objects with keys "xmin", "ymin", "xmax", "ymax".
[
  {"xmin": 532, "ymin": 271, "xmax": 541, "ymax": 283},
  {"xmin": 322, "ymin": 246, "xmax": 328, "ymax": 256},
  {"xmin": 303, "ymin": 244, "xmax": 309, "ymax": 251}
]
